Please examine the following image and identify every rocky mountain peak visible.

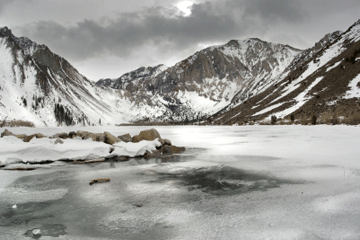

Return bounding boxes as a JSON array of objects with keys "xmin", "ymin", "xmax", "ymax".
[
  {"xmin": 314, "ymin": 31, "xmax": 343, "ymax": 51},
  {"xmin": 0, "ymin": 26, "xmax": 12, "ymax": 38},
  {"xmin": 225, "ymin": 39, "xmax": 240, "ymax": 48},
  {"xmin": 0, "ymin": 26, "xmax": 40, "ymax": 55}
]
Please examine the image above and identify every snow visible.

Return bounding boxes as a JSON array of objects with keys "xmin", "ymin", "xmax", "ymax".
[
  {"xmin": 326, "ymin": 61, "xmax": 342, "ymax": 72},
  {"xmin": 272, "ymin": 77, "xmax": 324, "ymax": 118},
  {"xmin": 0, "ymin": 134, "xmax": 162, "ymax": 166},
  {"xmin": 253, "ymin": 102, "xmax": 284, "ymax": 116},
  {"xmin": 344, "ymin": 73, "xmax": 360, "ymax": 99},
  {"xmin": 1, "ymin": 125, "xmax": 360, "ymax": 240}
]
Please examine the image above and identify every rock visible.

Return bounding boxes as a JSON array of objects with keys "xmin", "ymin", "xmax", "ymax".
[
  {"xmin": 74, "ymin": 158, "xmax": 106, "ymax": 164},
  {"xmin": 109, "ymin": 147, "xmax": 115, "ymax": 153},
  {"xmin": 15, "ymin": 134, "xmax": 27, "ymax": 140},
  {"xmin": 23, "ymin": 134, "xmax": 36, "ymax": 142},
  {"xmin": 53, "ymin": 132, "xmax": 69, "ymax": 139},
  {"xmin": 118, "ymin": 133, "xmax": 132, "ymax": 142},
  {"xmin": 37, "ymin": 133, "xmax": 46, "ymax": 138},
  {"xmin": 132, "ymin": 128, "xmax": 161, "ymax": 143},
  {"xmin": 162, "ymin": 138, "xmax": 172, "ymax": 146},
  {"xmin": 1, "ymin": 129, "xmax": 14, "ymax": 137},
  {"xmin": 96, "ymin": 134, "xmax": 106, "ymax": 143},
  {"xmin": 54, "ymin": 139, "xmax": 64, "ymax": 144},
  {"xmin": 69, "ymin": 131, "xmax": 77, "ymax": 138},
  {"xmin": 162, "ymin": 145, "xmax": 186, "ymax": 155},
  {"xmin": 89, "ymin": 178, "xmax": 110, "ymax": 185},
  {"xmin": 76, "ymin": 131, "xmax": 92, "ymax": 139},
  {"xmin": 88, "ymin": 133, "xmax": 103, "ymax": 141},
  {"xmin": 104, "ymin": 131, "xmax": 120, "ymax": 145},
  {"xmin": 144, "ymin": 150, "xmax": 161, "ymax": 159}
]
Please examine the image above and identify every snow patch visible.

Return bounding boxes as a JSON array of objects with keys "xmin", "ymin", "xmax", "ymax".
[
  {"xmin": 272, "ymin": 77, "xmax": 324, "ymax": 118},
  {"xmin": 343, "ymin": 73, "xmax": 360, "ymax": 99}
]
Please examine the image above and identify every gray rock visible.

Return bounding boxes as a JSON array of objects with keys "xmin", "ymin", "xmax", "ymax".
[
  {"xmin": 69, "ymin": 131, "xmax": 77, "ymax": 138},
  {"xmin": 132, "ymin": 128, "xmax": 161, "ymax": 143},
  {"xmin": 104, "ymin": 131, "xmax": 120, "ymax": 145},
  {"xmin": 118, "ymin": 133, "xmax": 132, "ymax": 142},
  {"xmin": 54, "ymin": 139, "xmax": 64, "ymax": 144},
  {"xmin": 1, "ymin": 129, "xmax": 14, "ymax": 137}
]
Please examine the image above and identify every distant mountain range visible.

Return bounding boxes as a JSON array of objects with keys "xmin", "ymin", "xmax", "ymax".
[{"xmin": 1, "ymin": 19, "xmax": 360, "ymax": 126}]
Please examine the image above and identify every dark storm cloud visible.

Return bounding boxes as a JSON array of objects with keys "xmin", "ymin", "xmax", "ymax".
[
  {"xmin": 17, "ymin": 0, "xmax": 309, "ymax": 61},
  {"xmin": 16, "ymin": 0, "xmax": 360, "ymax": 64}
]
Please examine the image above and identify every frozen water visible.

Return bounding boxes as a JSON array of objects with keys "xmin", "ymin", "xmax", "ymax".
[{"xmin": 1, "ymin": 125, "xmax": 360, "ymax": 239}]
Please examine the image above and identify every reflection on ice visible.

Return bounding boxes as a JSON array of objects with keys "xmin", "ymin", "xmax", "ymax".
[{"xmin": 153, "ymin": 165, "xmax": 298, "ymax": 195}]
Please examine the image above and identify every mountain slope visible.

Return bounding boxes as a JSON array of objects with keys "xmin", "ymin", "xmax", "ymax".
[
  {"xmin": 0, "ymin": 27, "xmax": 140, "ymax": 126},
  {"xmin": 97, "ymin": 38, "xmax": 302, "ymax": 122},
  {"xmin": 210, "ymin": 20, "xmax": 360, "ymax": 125}
]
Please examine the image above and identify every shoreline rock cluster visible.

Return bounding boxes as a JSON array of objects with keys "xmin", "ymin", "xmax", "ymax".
[{"xmin": 0, "ymin": 128, "xmax": 186, "ymax": 168}]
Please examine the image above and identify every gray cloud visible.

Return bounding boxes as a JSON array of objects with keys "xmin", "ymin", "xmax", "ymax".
[
  {"xmin": 0, "ymin": 0, "xmax": 14, "ymax": 13},
  {"xmin": 11, "ymin": 0, "xmax": 360, "ymax": 79},
  {"xmin": 17, "ymin": 0, "xmax": 309, "ymax": 61}
]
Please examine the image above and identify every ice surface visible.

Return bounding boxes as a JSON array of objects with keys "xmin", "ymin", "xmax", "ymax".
[{"xmin": 1, "ymin": 125, "xmax": 360, "ymax": 239}]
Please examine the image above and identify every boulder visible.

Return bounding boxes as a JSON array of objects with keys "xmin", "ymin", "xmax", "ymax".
[
  {"xmin": 118, "ymin": 133, "xmax": 132, "ymax": 143},
  {"xmin": 104, "ymin": 131, "xmax": 120, "ymax": 145},
  {"xmin": 23, "ymin": 133, "xmax": 47, "ymax": 142},
  {"xmin": 162, "ymin": 146, "xmax": 185, "ymax": 155},
  {"xmin": 144, "ymin": 150, "xmax": 161, "ymax": 159},
  {"xmin": 132, "ymin": 128, "xmax": 161, "ymax": 143},
  {"xmin": 162, "ymin": 138, "xmax": 172, "ymax": 146},
  {"xmin": 53, "ymin": 132, "xmax": 69, "ymax": 139},
  {"xmin": 69, "ymin": 131, "xmax": 77, "ymax": 138},
  {"xmin": 95, "ymin": 134, "xmax": 106, "ymax": 143},
  {"xmin": 15, "ymin": 134, "xmax": 27, "ymax": 140},
  {"xmin": 35, "ymin": 133, "xmax": 46, "ymax": 139},
  {"xmin": 76, "ymin": 131, "xmax": 92, "ymax": 139},
  {"xmin": 1, "ymin": 129, "xmax": 14, "ymax": 137},
  {"xmin": 23, "ymin": 134, "xmax": 36, "ymax": 142},
  {"xmin": 54, "ymin": 139, "xmax": 64, "ymax": 144}
]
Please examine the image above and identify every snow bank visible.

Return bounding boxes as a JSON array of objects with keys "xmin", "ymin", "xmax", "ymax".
[{"xmin": 0, "ymin": 135, "xmax": 162, "ymax": 166}]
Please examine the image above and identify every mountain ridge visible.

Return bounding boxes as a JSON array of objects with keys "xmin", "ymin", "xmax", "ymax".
[{"xmin": 1, "ymin": 19, "xmax": 360, "ymax": 126}]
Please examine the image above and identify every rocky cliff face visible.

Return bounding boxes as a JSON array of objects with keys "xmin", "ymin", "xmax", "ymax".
[{"xmin": 97, "ymin": 38, "xmax": 303, "ymax": 122}]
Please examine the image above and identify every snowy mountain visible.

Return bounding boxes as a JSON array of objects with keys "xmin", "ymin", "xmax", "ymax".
[
  {"xmin": 211, "ymin": 20, "xmax": 360, "ymax": 125},
  {"xmin": 97, "ymin": 38, "xmax": 302, "ymax": 122},
  {"xmin": 0, "ymin": 27, "xmax": 166, "ymax": 126},
  {"xmin": 1, "ymin": 19, "xmax": 360, "ymax": 126}
]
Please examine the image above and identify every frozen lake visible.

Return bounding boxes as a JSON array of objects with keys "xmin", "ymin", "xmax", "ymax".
[{"xmin": 1, "ymin": 125, "xmax": 360, "ymax": 239}]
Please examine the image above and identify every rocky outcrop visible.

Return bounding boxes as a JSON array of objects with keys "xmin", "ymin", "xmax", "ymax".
[
  {"xmin": 0, "ymin": 128, "xmax": 186, "ymax": 165},
  {"xmin": 132, "ymin": 128, "xmax": 161, "ymax": 143},
  {"xmin": 0, "ymin": 129, "xmax": 46, "ymax": 142},
  {"xmin": 1, "ymin": 129, "xmax": 14, "ymax": 137},
  {"xmin": 104, "ymin": 131, "xmax": 120, "ymax": 145},
  {"xmin": 23, "ymin": 133, "xmax": 46, "ymax": 142},
  {"xmin": 162, "ymin": 145, "xmax": 186, "ymax": 155}
]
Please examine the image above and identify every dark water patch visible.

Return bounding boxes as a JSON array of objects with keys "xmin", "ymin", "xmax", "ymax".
[
  {"xmin": 153, "ymin": 166, "xmax": 299, "ymax": 196},
  {"xmin": 0, "ymin": 201, "xmax": 55, "ymax": 226},
  {"xmin": 24, "ymin": 224, "xmax": 66, "ymax": 239}
]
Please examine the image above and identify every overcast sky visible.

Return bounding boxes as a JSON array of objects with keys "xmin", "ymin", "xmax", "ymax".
[{"xmin": 0, "ymin": 0, "xmax": 359, "ymax": 80}]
